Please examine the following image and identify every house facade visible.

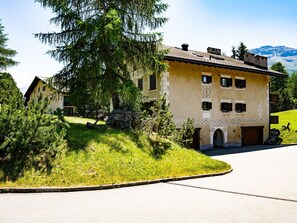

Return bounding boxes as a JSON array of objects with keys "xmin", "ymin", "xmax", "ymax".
[
  {"xmin": 134, "ymin": 45, "xmax": 285, "ymax": 150},
  {"xmin": 24, "ymin": 76, "xmax": 76, "ymax": 116}
]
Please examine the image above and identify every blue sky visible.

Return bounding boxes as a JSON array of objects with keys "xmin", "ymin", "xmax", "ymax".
[{"xmin": 1, "ymin": 0, "xmax": 297, "ymax": 91}]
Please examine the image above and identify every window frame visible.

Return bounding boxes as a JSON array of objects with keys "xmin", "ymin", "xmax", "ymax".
[
  {"xmin": 235, "ymin": 103, "xmax": 246, "ymax": 113},
  {"xmin": 149, "ymin": 74, "xmax": 157, "ymax": 91},
  {"xmin": 235, "ymin": 79, "xmax": 246, "ymax": 89},
  {"xmin": 137, "ymin": 78, "xmax": 143, "ymax": 91},
  {"xmin": 202, "ymin": 75, "xmax": 212, "ymax": 84},
  {"xmin": 202, "ymin": 101, "xmax": 212, "ymax": 111},
  {"xmin": 220, "ymin": 77, "xmax": 232, "ymax": 88},
  {"xmin": 221, "ymin": 102, "xmax": 233, "ymax": 113}
]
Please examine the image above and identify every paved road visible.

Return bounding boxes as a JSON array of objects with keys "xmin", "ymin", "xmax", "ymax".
[{"xmin": 1, "ymin": 145, "xmax": 297, "ymax": 223}]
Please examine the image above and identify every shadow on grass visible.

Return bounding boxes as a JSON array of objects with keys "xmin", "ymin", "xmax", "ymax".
[{"xmin": 203, "ymin": 144, "xmax": 297, "ymax": 157}]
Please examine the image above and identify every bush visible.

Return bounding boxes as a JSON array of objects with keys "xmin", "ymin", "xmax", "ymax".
[
  {"xmin": 175, "ymin": 118, "xmax": 195, "ymax": 148},
  {"xmin": 142, "ymin": 95, "xmax": 176, "ymax": 138},
  {"xmin": 0, "ymin": 74, "xmax": 67, "ymax": 181}
]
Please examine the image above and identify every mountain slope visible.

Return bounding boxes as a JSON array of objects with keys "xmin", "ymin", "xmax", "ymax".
[{"xmin": 250, "ymin": 46, "xmax": 297, "ymax": 74}]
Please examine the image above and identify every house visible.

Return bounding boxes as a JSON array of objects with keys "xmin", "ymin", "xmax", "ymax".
[
  {"xmin": 134, "ymin": 44, "xmax": 286, "ymax": 150},
  {"xmin": 24, "ymin": 76, "xmax": 76, "ymax": 116}
]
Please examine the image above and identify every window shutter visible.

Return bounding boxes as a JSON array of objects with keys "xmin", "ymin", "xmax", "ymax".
[
  {"xmin": 228, "ymin": 78, "xmax": 232, "ymax": 87},
  {"xmin": 208, "ymin": 76, "xmax": 212, "ymax": 83},
  {"xmin": 242, "ymin": 103, "xmax": 246, "ymax": 112},
  {"xmin": 228, "ymin": 103, "xmax": 233, "ymax": 111}
]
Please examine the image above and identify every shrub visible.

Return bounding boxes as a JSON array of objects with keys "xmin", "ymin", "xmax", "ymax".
[
  {"xmin": 175, "ymin": 118, "xmax": 195, "ymax": 148},
  {"xmin": 142, "ymin": 95, "xmax": 176, "ymax": 138},
  {"xmin": 0, "ymin": 74, "xmax": 67, "ymax": 181}
]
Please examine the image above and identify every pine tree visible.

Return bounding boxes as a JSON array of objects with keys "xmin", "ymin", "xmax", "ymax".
[
  {"xmin": 0, "ymin": 72, "xmax": 23, "ymax": 108},
  {"xmin": 236, "ymin": 42, "xmax": 248, "ymax": 61},
  {"xmin": 231, "ymin": 46, "xmax": 236, "ymax": 59},
  {"xmin": 270, "ymin": 62, "xmax": 292, "ymax": 112},
  {"xmin": 0, "ymin": 20, "xmax": 18, "ymax": 71},
  {"xmin": 35, "ymin": 0, "xmax": 168, "ymax": 110},
  {"xmin": 230, "ymin": 42, "xmax": 248, "ymax": 61}
]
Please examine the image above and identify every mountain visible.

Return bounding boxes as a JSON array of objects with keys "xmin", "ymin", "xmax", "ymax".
[{"xmin": 249, "ymin": 46, "xmax": 297, "ymax": 74}]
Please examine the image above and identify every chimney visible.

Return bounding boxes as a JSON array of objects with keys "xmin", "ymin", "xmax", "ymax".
[
  {"xmin": 207, "ymin": 47, "xmax": 221, "ymax": 55},
  {"xmin": 181, "ymin": 43, "xmax": 189, "ymax": 51},
  {"xmin": 244, "ymin": 53, "xmax": 268, "ymax": 69}
]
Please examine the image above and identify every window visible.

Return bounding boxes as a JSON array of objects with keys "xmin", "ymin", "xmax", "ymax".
[
  {"xmin": 221, "ymin": 77, "xmax": 232, "ymax": 87},
  {"xmin": 149, "ymin": 74, "xmax": 157, "ymax": 90},
  {"xmin": 202, "ymin": 102, "xmax": 212, "ymax": 110},
  {"xmin": 235, "ymin": 79, "xmax": 246, "ymax": 89},
  {"xmin": 202, "ymin": 75, "xmax": 212, "ymax": 84},
  {"xmin": 64, "ymin": 96, "xmax": 71, "ymax": 106},
  {"xmin": 43, "ymin": 86, "xmax": 46, "ymax": 91},
  {"xmin": 38, "ymin": 87, "xmax": 40, "ymax": 92},
  {"xmin": 221, "ymin": 102, "xmax": 232, "ymax": 113},
  {"xmin": 137, "ymin": 78, "xmax": 143, "ymax": 91},
  {"xmin": 235, "ymin": 103, "xmax": 246, "ymax": 113}
]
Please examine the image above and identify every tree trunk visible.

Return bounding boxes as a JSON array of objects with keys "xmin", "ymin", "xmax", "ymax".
[{"xmin": 112, "ymin": 92, "xmax": 120, "ymax": 110}]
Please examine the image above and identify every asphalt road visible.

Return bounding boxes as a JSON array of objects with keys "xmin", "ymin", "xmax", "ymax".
[{"xmin": 1, "ymin": 145, "xmax": 297, "ymax": 223}]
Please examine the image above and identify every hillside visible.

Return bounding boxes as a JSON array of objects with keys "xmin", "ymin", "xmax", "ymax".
[
  {"xmin": 250, "ymin": 45, "xmax": 297, "ymax": 74},
  {"xmin": 0, "ymin": 117, "xmax": 231, "ymax": 188}
]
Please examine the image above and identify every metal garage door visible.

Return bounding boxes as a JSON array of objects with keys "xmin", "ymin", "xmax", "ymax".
[{"xmin": 241, "ymin": 126, "xmax": 264, "ymax": 147}]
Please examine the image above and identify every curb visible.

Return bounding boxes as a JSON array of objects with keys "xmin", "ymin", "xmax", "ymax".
[{"xmin": 0, "ymin": 168, "xmax": 233, "ymax": 193}]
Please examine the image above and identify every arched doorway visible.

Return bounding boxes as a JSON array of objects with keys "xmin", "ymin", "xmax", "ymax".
[{"xmin": 213, "ymin": 129, "xmax": 224, "ymax": 148}]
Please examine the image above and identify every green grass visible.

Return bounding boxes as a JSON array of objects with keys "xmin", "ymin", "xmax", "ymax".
[
  {"xmin": 271, "ymin": 110, "xmax": 297, "ymax": 144},
  {"xmin": 0, "ymin": 117, "xmax": 231, "ymax": 188}
]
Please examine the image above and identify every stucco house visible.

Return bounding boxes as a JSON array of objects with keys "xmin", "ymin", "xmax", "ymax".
[
  {"xmin": 24, "ymin": 76, "xmax": 76, "ymax": 116},
  {"xmin": 134, "ymin": 44, "xmax": 285, "ymax": 150}
]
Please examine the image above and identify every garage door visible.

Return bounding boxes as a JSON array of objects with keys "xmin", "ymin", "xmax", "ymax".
[{"xmin": 241, "ymin": 126, "xmax": 264, "ymax": 147}]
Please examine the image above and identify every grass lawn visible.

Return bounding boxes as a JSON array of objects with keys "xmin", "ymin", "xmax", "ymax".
[
  {"xmin": 271, "ymin": 110, "xmax": 297, "ymax": 144},
  {"xmin": 0, "ymin": 117, "xmax": 231, "ymax": 188}
]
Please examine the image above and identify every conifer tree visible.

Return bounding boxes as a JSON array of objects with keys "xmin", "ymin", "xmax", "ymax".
[
  {"xmin": 0, "ymin": 20, "xmax": 18, "ymax": 71},
  {"xmin": 230, "ymin": 42, "xmax": 248, "ymax": 61},
  {"xmin": 35, "ymin": 0, "xmax": 168, "ymax": 110}
]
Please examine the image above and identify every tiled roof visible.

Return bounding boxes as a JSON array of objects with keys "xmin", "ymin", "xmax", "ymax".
[{"xmin": 163, "ymin": 46, "xmax": 286, "ymax": 77}]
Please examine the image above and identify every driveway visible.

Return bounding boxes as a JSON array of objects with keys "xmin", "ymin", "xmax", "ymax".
[{"xmin": 1, "ymin": 145, "xmax": 297, "ymax": 223}]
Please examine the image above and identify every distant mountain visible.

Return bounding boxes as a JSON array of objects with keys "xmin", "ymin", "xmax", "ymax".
[{"xmin": 249, "ymin": 46, "xmax": 297, "ymax": 74}]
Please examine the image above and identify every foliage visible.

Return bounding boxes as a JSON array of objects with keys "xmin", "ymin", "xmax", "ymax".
[
  {"xmin": 142, "ymin": 95, "xmax": 176, "ymax": 138},
  {"xmin": 269, "ymin": 62, "xmax": 293, "ymax": 112},
  {"xmin": 231, "ymin": 42, "xmax": 248, "ymax": 60},
  {"xmin": 35, "ymin": 0, "xmax": 168, "ymax": 110},
  {"xmin": 0, "ymin": 117, "xmax": 231, "ymax": 187},
  {"xmin": 0, "ymin": 72, "xmax": 23, "ymax": 108},
  {"xmin": 0, "ymin": 20, "xmax": 18, "ymax": 71},
  {"xmin": 287, "ymin": 72, "xmax": 297, "ymax": 104},
  {"xmin": 175, "ymin": 118, "xmax": 195, "ymax": 148},
  {"xmin": 0, "ymin": 76, "xmax": 67, "ymax": 181},
  {"xmin": 270, "ymin": 62, "xmax": 288, "ymax": 93}
]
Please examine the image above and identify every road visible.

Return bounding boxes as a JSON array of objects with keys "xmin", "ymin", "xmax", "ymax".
[{"xmin": 1, "ymin": 145, "xmax": 297, "ymax": 223}]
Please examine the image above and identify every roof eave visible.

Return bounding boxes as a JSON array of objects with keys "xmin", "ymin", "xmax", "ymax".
[{"xmin": 164, "ymin": 55, "xmax": 287, "ymax": 78}]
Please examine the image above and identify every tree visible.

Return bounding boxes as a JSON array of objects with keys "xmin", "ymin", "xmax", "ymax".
[
  {"xmin": 35, "ymin": 0, "xmax": 168, "ymax": 111},
  {"xmin": 287, "ymin": 72, "xmax": 297, "ymax": 106},
  {"xmin": 230, "ymin": 42, "xmax": 248, "ymax": 60},
  {"xmin": 0, "ymin": 20, "xmax": 18, "ymax": 71},
  {"xmin": 270, "ymin": 62, "xmax": 292, "ymax": 112},
  {"xmin": 231, "ymin": 45, "xmax": 236, "ymax": 59},
  {"xmin": 270, "ymin": 62, "xmax": 288, "ymax": 93},
  {"xmin": 0, "ymin": 72, "xmax": 23, "ymax": 108}
]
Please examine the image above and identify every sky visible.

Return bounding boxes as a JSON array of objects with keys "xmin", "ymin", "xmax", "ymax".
[{"xmin": 1, "ymin": 0, "xmax": 297, "ymax": 92}]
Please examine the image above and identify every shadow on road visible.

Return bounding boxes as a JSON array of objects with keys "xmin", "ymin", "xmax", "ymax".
[{"xmin": 203, "ymin": 144, "xmax": 296, "ymax": 157}]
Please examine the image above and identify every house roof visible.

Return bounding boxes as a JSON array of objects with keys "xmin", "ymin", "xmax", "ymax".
[
  {"xmin": 24, "ymin": 76, "xmax": 48, "ymax": 102},
  {"xmin": 163, "ymin": 46, "xmax": 286, "ymax": 77}
]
